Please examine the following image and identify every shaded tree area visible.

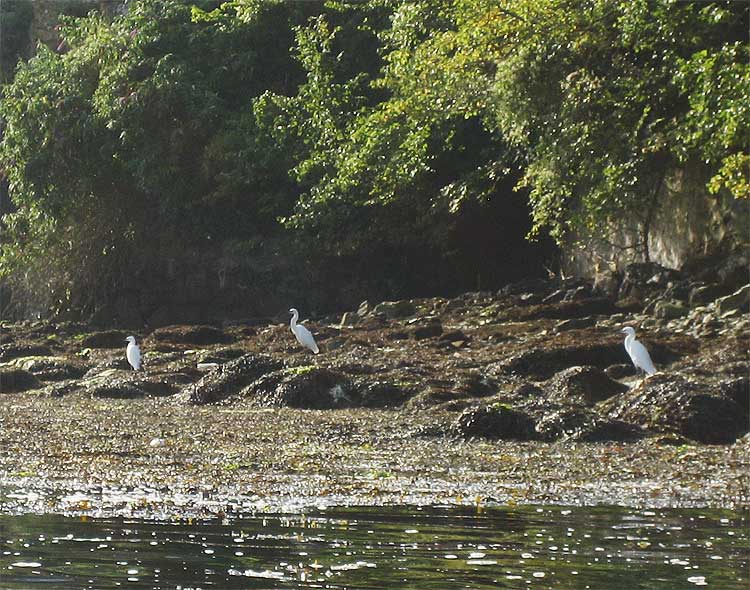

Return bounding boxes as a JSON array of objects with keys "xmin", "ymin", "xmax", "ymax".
[{"xmin": 0, "ymin": 0, "xmax": 746, "ymax": 321}]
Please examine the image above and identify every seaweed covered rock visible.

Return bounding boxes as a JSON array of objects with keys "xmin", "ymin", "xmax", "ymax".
[
  {"xmin": 80, "ymin": 330, "xmax": 129, "ymax": 349},
  {"xmin": 535, "ymin": 408, "xmax": 644, "ymax": 442},
  {"xmin": 244, "ymin": 367, "xmax": 409, "ymax": 409},
  {"xmin": 12, "ymin": 356, "xmax": 88, "ymax": 381},
  {"xmin": 82, "ymin": 368, "xmax": 177, "ymax": 398},
  {"xmin": 0, "ymin": 342, "xmax": 53, "ymax": 362},
  {"xmin": 246, "ymin": 367, "xmax": 353, "ymax": 409},
  {"xmin": 605, "ymin": 374, "xmax": 748, "ymax": 444},
  {"xmin": 520, "ymin": 297, "xmax": 615, "ymax": 321},
  {"xmin": 0, "ymin": 367, "xmax": 40, "ymax": 393},
  {"xmin": 357, "ymin": 381, "xmax": 410, "ymax": 407},
  {"xmin": 147, "ymin": 324, "xmax": 231, "ymax": 346},
  {"xmin": 453, "ymin": 403, "xmax": 536, "ymax": 440},
  {"xmin": 186, "ymin": 353, "xmax": 282, "ymax": 404},
  {"xmin": 495, "ymin": 344, "xmax": 627, "ymax": 380},
  {"xmin": 545, "ymin": 366, "xmax": 628, "ymax": 405}
]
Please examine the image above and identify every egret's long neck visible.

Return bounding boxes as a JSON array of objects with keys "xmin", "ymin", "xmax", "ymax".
[
  {"xmin": 290, "ymin": 311, "xmax": 299, "ymax": 329},
  {"xmin": 624, "ymin": 333, "xmax": 634, "ymax": 347}
]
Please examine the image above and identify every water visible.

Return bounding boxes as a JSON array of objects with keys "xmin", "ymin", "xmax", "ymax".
[{"xmin": 0, "ymin": 505, "xmax": 747, "ymax": 589}]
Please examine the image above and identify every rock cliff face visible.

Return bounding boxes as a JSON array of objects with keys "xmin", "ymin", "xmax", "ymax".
[{"xmin": 564, "ymin": 166, "xmax": 747, "ymax": 278}]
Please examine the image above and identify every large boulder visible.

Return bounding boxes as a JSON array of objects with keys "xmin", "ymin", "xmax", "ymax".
[
  {"xmin": 545, "ymin": 366, "xmax": 628, "ymax": 405},
  {"xmin": 605, "ymin": 374, "xmax": 748, "ymax": 444},
  {"xmin": 453, "ymin": 403, "xmax": 536, "ymax": 440},
  {"xmin": 185, "ymin": 353, "xmax": 282, "ymax": 404},
  {"xmin": 0, "ymin": 367, "xmax": 40, "ymax": 393}
]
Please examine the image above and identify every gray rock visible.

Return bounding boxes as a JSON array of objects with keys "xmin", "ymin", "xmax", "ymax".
[
  {"xmin": 495, "ymin": 343, "xmax": 629, "ymax": 380},
  {"xmin": 357, "ymin": 300, "xmax": 371, "ymax": 316},
  {"xmin": 604, "ymin": 363, "xmax": 634, "ymax": 379}
]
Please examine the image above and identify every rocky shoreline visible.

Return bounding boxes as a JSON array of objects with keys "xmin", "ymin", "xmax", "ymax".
[{"xmin": 1, "ymin": 261, "xmax": 748, "ymax": 516}]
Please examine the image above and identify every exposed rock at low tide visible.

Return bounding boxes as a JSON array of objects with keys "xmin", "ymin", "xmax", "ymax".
[
  {"xmin": 604, "ymin": 374, "xmax": 749, "ymax": 444},
  {"xmin": 1, "ymin": 265, "xmax": 747, "ymax": 447},
  {"xmin": 453, "ymin": 403, "xmax": 537, "ymax": 440},
  {"xmin": 544, "ymin": 366, "xmax": 629, "ymax": 406}
]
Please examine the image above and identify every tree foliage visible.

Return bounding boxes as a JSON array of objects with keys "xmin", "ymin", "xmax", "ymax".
[{"xmin": 0, "ymin": 0, "xmax": 746, "ymax": 315}]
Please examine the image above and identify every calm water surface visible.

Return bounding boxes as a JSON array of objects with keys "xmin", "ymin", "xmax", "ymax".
[{"xmin": 0, "ymin": 505, "xmax": 747, "ymax": 589}]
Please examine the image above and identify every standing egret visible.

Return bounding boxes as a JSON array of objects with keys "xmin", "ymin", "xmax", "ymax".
[
  {"xmin": 125, "ymin": 335, "xmax": 142, "ymax": 370},
  {"xmin": 289, "ymin": 308, "xmax": 319, "ymax": 354},
  {"xmin": 621, "ymin": 327, "xmax": 656, "ymax": 376}
]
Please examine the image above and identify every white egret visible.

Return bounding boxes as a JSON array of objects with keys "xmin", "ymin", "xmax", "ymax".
[
  {"xmin": 125, "ymin": 335, "xmax": 142, "ymax": 370},
  {"xmin": 621, "ymin": 327, "xmax": 656, "ymax": 376},
  {"xmin": 289, "ymin": 308, "xmax": 319, "ymax": 354}
]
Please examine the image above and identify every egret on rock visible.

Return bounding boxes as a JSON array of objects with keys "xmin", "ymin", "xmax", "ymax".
[
  {"xmin": 289, "ymin": 308, "xmax": 319, "ymax": 354},
  {"xmin": 125, "ymin": 335, "xmax": 142, "ymax": 370},
  {"xmin": 621, "ymin": 327, "xmax": 656, "ymax": 376}
]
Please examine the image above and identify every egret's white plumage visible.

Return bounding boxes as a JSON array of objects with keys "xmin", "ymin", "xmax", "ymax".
[
  {"xmin": 289, "ymin": 308, "xmax": 319, "ymax": 354},
  {"xmin": 621, "ymin": 327, "xmax": 656, "ymax": 376},
  {"xmin": 125, "ymin": 335, "xmax": 142, "ymax": 370}
]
